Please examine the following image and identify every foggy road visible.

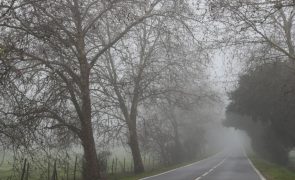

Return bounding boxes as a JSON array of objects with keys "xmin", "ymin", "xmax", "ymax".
[{"xmin": 141, "ymin": 148, "xmax": 265, "ymax": 180}]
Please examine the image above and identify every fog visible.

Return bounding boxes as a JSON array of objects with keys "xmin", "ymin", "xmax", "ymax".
[{"xmin": 1, "ymin": 0, "xmax": 295, "ymax": 180}]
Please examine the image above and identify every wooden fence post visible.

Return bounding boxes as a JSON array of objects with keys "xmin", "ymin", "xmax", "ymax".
[
  {"xmin": 48, "ymin": 161, "xmax": 51, "ymax": 180},
  {"xmin": 25, "ymin": 162, "xmax": 29, "ymax": 180},
  {"xmin": 20, "ymin": 159, "xmax": 27, "ymax": 180},
  {"xmin": 66, "ymin": 161, "xmax": 69, "ymax": 180},
  {"xmin": 149, "ymin": 156, "xmax": 151, "ymax": 169},
  {"xmin": 73, "ymin": 156, "xmax": 77, "ymax": 180},
  {"xmin": 111, "ymin": 158, "xmax": 114, "ymax": 174},
  {"xmin": 115, "ymin": 158, "xmax": 118, "ymax": 173},
  {"xmin": 123, "ymin": 158, "xmax": 126, "ymax": 173},
  {"xmin": 52, "ymin": 160, "xmax": 58, "ymax": 180},
  {"xmin": 105, "ymin": 159, "xmax": 108, "ymax": 173}
]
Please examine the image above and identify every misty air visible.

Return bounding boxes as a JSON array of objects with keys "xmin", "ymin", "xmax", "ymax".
[{"xmin": 0, "ymin": 0, "xmax": 295, "ymax": 180}]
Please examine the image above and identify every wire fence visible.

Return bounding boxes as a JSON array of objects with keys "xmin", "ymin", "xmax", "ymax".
[{"xmin": 1, "ymin": 154, "xmax": 161, "ymax": 180}]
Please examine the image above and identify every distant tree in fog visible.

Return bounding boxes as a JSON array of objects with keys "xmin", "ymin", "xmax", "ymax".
[
  {"xmin": 225, "ymin": 61, "xmax": 295, "ymax": 165},
  {"xmin": 95, "ymin": 5, "xmax": 206, "ymax": 171},
  {"xmin": 208, "ymin": 1, "xmax": 295, "ymax": 164},
  {"xmin": 137, "ymin": 56, "xmax": 217, "ymax": 165}
]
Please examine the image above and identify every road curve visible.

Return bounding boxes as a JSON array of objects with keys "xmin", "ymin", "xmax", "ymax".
[{"xmin": 140, "ymin": 148, "xmax": 264, "ymax": 180}]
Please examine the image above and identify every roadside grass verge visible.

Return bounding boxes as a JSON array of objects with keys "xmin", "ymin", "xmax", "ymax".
[
  {"xmin": 250, "ymin": 156, "xmax": 295, "ymax": 180},
  {"xmin": 108, "ymin": 162, "xmax": 191, "ymax": 180},
  {"xmin": 108, "ymin": 152, "xmax": 218, "ymax": 180}
]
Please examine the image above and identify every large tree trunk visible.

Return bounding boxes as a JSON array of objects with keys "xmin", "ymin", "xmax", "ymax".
[
  {"xmin": 80, "ymin": 97, "xmax": 101, "ymax": 180},
  {"xmin": 128, "ymin": 122, "xmax": 144, "ymax": 173},
  {"xmin": 80, "ymin": 60, "xmax": 101, "ymax": 180},
  {"xmin": 113, "ymin": 67, "xmax": 145, "ymax": 173},
  {"xmin": 81, "ymin": 123, "xmax": 101, "ymax": 180}
]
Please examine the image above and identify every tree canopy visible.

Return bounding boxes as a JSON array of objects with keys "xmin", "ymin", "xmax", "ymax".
[{"xmin": 225, "ymin": 61, "xmax": 295, "ymax": 165}]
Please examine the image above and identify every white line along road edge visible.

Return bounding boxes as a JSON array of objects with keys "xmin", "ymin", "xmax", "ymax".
[
  {"xmin": 242, "ymin": 148, "xmax": 266, "ymax": 180},
  {"xmin": 140, "ymin": 151, "xmax": 224, "ymax": 180},
  {"xmin": 246, "ymin": 156, "xmax": 266, "ymax": 180}
]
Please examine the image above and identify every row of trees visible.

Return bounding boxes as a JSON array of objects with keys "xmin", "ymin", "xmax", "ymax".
[
  {"xmin": 214, "ymin": 0, "xmax": 295, "ymax": 165},
  {"xmin": 225, "ymin": 62, "xmax": 295, "ymax": 165},
  {"xmin": 0, "ymin": 1, "xmax": 216, "ymax": 179}
]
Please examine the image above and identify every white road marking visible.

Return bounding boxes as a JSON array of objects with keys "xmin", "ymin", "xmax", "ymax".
[
  {"xmin": 242, "ymin": 147, "xmax": 266, "ymax": 180},
  {"xmin": 140, "ymin": 151, "xmax": 224, "ymax": 180},
  {"xmin": 246, "ymin": 157, "xmax": 266, "ymax": 180},
  {"xmin": 194, "ymin": 157, "xmax": 227, "ymax": 180},
  {"xmin": 245, "ymin": 155, "xmax": 266, "ymax": 180}
]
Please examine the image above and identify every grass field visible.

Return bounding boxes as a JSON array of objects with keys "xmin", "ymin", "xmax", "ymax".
[
  {"xmin": 0, "ymin": 153, "xmax": 14, "ymax": 180},
  {"xmin": 250, "ymin": 156, "xmax": 295, "ymax": 180},
  {"xmin": 0, "ymin": 154, "xmax": 83, "ymax": 180},
  {"xmin": 0, "ymin": 148, "xmax": 215, "ymax": 180},
  {"xmin": 0, "ymin": 158, "xmax": 195, "ymax": 180}
]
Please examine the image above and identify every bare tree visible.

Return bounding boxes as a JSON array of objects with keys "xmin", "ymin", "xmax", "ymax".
[
  {"xmin": 140, "ymin": 67, "xmax": 217, "ymax": 165},
  {"xmin": 0, "ymin": 0, "xmax": 189, "ymax": 179},
  {"xmin": 94, "ymin": 4, "xmax": 209, "ymax": 170},
  {"xmin": 209, "ymin": 0, "xmax": 295, "ymax": 63}
]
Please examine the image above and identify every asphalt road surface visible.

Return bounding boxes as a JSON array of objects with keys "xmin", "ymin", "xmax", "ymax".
[{"xmin": 141, "ymin": 148, "xmax": 264, "ymax": 180}]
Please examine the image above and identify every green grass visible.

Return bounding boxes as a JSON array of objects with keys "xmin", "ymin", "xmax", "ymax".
[
  {"xmin": 250, "ymin": 156, "xmax": 295, "ymax": 180},
  {"xmin": 0, "ymin": 161, "xmax": 14, "ymax": 180},
  {"xmin": 108, "ymin": 162, "xmax": 194, "ymax": 180},
  {"xmin": 0, "ymin": 152, "xmax": 83, "ymax": 180},
  {"xmin": 0, "ymin": 158, "xmax": 200, "ymax": 180},
  {"xmin": 0, "ymin": 161, "xmax": 83, "ymax": 180},
  {"xmin": 0, "ymin": 150, "xmax": 216, "ymax": 180},
  {"xmin": 108, "ymin": 154, "xmax": 216, "ymax": 180}
]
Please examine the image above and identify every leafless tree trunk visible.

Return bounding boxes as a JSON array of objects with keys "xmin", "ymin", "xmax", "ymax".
[
  {"xmin": 0, "ymin": 0, "xmax": 205, "ymax": 178},
  {"xmin": 128, "ymin": 118, "xmax": 145, "ymax": 173},
  {"xmin": 0, "ymin": 0, "xmax": 172, "ymax": 178}
]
